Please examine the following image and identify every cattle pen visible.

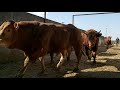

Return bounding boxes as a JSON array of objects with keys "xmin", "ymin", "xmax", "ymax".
[{"xmin": 0, "ymin": 44, "xmax": 120, "ymax": 78}]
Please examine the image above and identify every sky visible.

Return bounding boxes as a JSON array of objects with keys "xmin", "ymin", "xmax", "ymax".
[{"xmin": 28, "ymin": 12, "xmax": 120, "ymax": 40}]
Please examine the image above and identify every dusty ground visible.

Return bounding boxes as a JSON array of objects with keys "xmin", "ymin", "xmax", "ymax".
[{"xmin": 0, "ymin": 44, "xmax": 120, "ymax": 78}]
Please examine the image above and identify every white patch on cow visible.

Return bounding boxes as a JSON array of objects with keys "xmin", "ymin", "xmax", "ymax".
[
  {"xmin": 57, "ymin": 53, "xmax": 64, "ymax": 68},
  {"xmin": 15, "ymin": 23, "xmax": 19, "ymax": 30}
]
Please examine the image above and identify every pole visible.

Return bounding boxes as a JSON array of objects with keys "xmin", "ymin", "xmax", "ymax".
[
  {"xmin": 106, "ymin": 28, "xmax": 107, "ymax": 37},
  {"xmin": 44, "ymin": 12, "xmax": 46, "ymax": 23},
  {"xmin": 72, "ymin": 15, "xmax": 74, "ymax": 25}
]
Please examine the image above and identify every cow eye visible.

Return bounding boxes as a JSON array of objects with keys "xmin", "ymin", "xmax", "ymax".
[{"xmin": 6, "ymin": 29, "xmax": 11, "ymax": 32}]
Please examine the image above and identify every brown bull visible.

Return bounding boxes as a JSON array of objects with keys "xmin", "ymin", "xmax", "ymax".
[
  {"xmin": 104, "ymin": 36, "xmax": 112, "ymax": 49},
  {"xmin": 0, "ymin": 20, "xmax": 83, "ymax": 78},
  {"xmin": 66, "ymin": 29, "xmax": 102, "ymax": 64},
  {"xmin": 49, "ymin": 24, "xmax": 81, "ymax": 63},
  {"xmin": 81, "ymin": 29, "xmax": 102, "ymax": 64}
]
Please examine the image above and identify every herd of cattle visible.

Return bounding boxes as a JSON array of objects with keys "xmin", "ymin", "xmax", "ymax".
[{"xmin": 0, "ymin": 20, "xmax": 112, "ymax": 78}]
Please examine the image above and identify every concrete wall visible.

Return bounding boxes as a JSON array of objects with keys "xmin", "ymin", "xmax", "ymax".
[
  {"xmin": 0, "ymin": 12, "xmax": 61, "ymax": 25},
  {"xmin": 99, "ymin": 36, "xmax": 105, "ymax": 46}
]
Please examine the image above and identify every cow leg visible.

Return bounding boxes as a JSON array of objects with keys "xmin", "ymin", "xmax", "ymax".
[
  {"xmin": 15, "ymin": 56, "xmax": 32, "ymax": 78},
  {"xmin": 106, "ymin": 45, "xmax": 108, "ymax": 49},
  {"xmin": 56, "ymin": 51, "xmax": 66, "ymax": 70},
  {"xmin": 85, "ymin": 47, "xmax": 91, "ymax": 60},
  {"xmin": 50, "ymin": 52, "xmax": 54, "ymax": 64},
  {"xmin": 92, "ymin": 52, "xmax": 96, "ymax": 64},
  {"xmin": 116, "ymin": 42, "xmax": 118, "ymax": 46},
  {"xmin": 39, "ymin": 57, "xmax": 45, "ymax": 74},
  {"xmin": 67, "ymin": 55, "xmax": 70, "ymax": 62},
  {"xmin": 73, "ymin": 47, "xmax": 82, "ymax": 72},
  {"xmin": 67, "ymin": 48, "xmax": 71, "ymax": 61}
]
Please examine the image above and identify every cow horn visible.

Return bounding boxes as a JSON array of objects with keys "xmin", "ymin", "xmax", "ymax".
[
  {"xmin": 98, "ymin": 30, "xmax": 101, "ymax": 33},
  {"xmin": 14, "ymin": 23, "xmax": 19, "ymax": 30}
]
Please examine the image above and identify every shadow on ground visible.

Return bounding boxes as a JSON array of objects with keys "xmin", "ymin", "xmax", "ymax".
[
  {"xmin": 68, "ymin": 71, "xmax": 120, "ymax": 78},
  {"xmin": 106, "ymin": 58, "xmax": 120, "ymax": 71},
  {"xmin": 0, "ymin": 45, "xmax": 120, "ymax": 78},
  {"xmin": 98, "ymin": 52, "xmax": 117, "ymax": 56},
  {"xmin": 110, "ymin": 48, "xmax": 120, "ymax": 50}
]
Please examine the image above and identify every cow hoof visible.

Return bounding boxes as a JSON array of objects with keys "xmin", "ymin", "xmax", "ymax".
[
  {"xmin": 67, "ymin": 60, "xmax": 70, "ymax": 62},
  {"xmin": 93, "ymin": 61, "xmax": 96, "ymax": 65},
  {"xmin": 73, "ymin": 68, "xmax": 79, "ymax": 72},
  {"xmin": 15, "ymin": 74, "xmax": 24, "ymax": 78},
  {"xmin": 88, "ymin": 57, "xmax": 91, "ymax": 60},
  {"xmin": 40, "ymin": 70, "xmax": 45, "ymax": 74},
  {"xmin": 51, "ymin": 64, "xmax": 55, "ymax": 68},
  {"xmin": 50, "ymin": 62, "xmax": 55, "ymax": 67},
  {"xmin": 50, "ymin": 61, "xmax": 55, "ymax": 64},
  {"xmin": 55, "ymin": 67, "xmax": 60, "ymax": 71},
  {"xmin": 37, "ymin": 72, "xmax": 47, "ymax": 77},
  {"xmin": 37, "ymin": 70, "xmax": 45, "ymax": 76},
  {"xmin": 67, "ymin": 58, "xmax": 70, "ymax": 62}
]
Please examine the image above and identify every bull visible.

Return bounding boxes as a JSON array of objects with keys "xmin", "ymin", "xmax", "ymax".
[
  {"xmin": 104, "ymin": 36, "xmax": 112, "ymax": 49},
  {"xmin": 82, "ymin": 29, "xmax": 102, "ymax": 63},
  {"xmin": 63, "ymin": 29, "xmax": 102, "ymax": 64},
  {"xmin": 0, "ymin": 20, "xmax": 83, "ymax": 78}
]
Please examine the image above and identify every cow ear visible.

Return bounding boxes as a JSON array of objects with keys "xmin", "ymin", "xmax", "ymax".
[
  {"xmin": 14, "ymin": 23, "xmax": 19, "ymax": 30},
  {"xmin": 96, "ymin": 32, "xmax": 102, "ymax": 37},
  {"xmin": 84, "ymin": 31, "xmax": 88, "ymax": 35},
  {"xmin": 9, "ymin": 20, "xmax": 15, "ymax": 24}
]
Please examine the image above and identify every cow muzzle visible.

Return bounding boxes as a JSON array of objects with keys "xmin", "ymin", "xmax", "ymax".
[
  {"xmin": 88, "ymin": 42, "xmax": 95, "ymax": 47},
  {"xmin": 89, "ymin": 44, "xmax": 95, "ymax": 47},
  {"xmin": 0, "ymin": 39, "xmax": 2, "ymax": 43},
  {"xmin": 0, "ymin": 39, "xmax": 6, "ymax": 47},
  {"xmin": 89, "ymin": 43, "xmax": 95, "ymax": 50}
]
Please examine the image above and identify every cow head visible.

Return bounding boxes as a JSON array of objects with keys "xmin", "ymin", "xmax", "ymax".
[
  {"xmin": 0, "ymin": 20, "xmax": 19, "ymax": 47},
  {"xmin": 108, "ymin": 36, "xmax": 112, "ymax": 40},
  {"xmin": 85, "ymin": 29, "xmax": 102, "ymax": 49}
]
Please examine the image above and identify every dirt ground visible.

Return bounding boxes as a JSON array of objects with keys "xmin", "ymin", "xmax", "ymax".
[{"xmin": 0, "ymin": 44, "xmax": 120, "ymax": 78}]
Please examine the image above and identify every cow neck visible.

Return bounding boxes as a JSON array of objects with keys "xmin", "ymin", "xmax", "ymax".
[
  {"xmin": 8, "ymin": 28, "xmax": 23, "ymax": 50},
  {"xmin": 82, "ymin": 32, "xmax": 89, "ymax": 46},
  {"xmin": 82, "ymin": 32, "xmax": 93, "ymax": 51}
]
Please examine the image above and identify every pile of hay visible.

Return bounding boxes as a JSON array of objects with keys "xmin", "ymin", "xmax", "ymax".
[{"xmin": 0, "ymin": 47, "xmax": 25, "ymax": 64}]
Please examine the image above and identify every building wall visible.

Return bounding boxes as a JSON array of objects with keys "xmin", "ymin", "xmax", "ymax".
[
  {"xmin": 99, "ymin": 36, "xmax": 105, "ymax": 46},
  {"xmin": 0, "ymin": 12, "xmax": 61, "ymax": 25}
]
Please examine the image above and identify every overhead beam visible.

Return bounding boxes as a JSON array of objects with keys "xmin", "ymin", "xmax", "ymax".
[{"xmin": 72, "ymin": 12, "xmax": 120, "ymax": 25}]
